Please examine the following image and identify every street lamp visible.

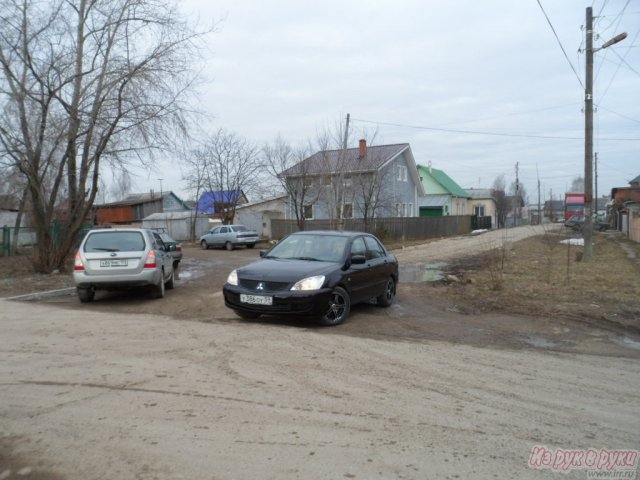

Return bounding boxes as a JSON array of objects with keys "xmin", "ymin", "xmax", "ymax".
[{"xmin": 583, "ymin": 7, "xmax": 626, "ymax": 261}]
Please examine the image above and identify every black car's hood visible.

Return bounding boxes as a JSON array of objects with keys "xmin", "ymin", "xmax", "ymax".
[{"xmin": 238, "ymin": 258, "xmax": 339, "ymax": 282}]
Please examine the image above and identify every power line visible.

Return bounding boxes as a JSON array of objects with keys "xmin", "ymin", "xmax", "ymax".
[
  {"xmin": 535, "ymin": 0, "xmax": 585, "ymax": 89},
  {"xmin": 596, "ymin": 104, "xmax": 640, "ymax": 124},
  {"xmin": 352, "ymin": 117, "xmax": 640, "ymax": 142}
]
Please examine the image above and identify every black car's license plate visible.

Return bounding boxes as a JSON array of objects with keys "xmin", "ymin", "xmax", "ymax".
[
  {"xmin": 240, "ymin": 294, "xmax": 272, "ymax": 305},
  {"xmin": 100, "ymin": 259, "xmax": 128, "ymax": 267}
]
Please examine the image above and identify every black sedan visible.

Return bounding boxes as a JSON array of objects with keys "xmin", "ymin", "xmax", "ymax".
[{"xmin": 223, "ymin": 231, "xmax": 398, "ymax": 326}]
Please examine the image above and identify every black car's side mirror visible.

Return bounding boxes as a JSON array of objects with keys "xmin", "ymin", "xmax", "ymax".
[{"xmin": 350, "ymin": 254, "xmax": 366, "ymax": 265}]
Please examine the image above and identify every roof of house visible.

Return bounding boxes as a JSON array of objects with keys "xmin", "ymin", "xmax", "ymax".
[
  {"xmin": 143, "ymin": 211, "xmax": 208, "ymax": 221},
  {"xmin": 417, "ymin": 165, "xmax": 470, "ymax": 198},
  {"xmin": 630, "ymin": 174, "xmax": 640, "ymax": 184},
  {"xmin": 95, "ymin": 191, "xmax": 179, "ymax": 208},
  {"xmin": 544, "ymin": 199, "xmax": 564, "ymax": 210},
  {"xmin": 196, "ymin": 190, "xmax": 246, "ymax": 214},
  {"xmin": 235, "ymin": 194, "xmax": 288, "ymax": 210},
  {"xmin": 282, "ymin": 143, "xmax": 410, "ymax": 176},
  {"xmin": 465, "ymin": 188, "xmax": 494, "ymax": 200}
]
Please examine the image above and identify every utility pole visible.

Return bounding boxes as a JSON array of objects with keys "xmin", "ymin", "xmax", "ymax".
[
  {"xmin": 513, "ymin": 162, "xmax": 520, "ymax": 227},
  {"xmin": 343, "ymin": 113, "xmax": 350, "ymax": 150},
  {"xmin": 584, "ymin": 6, "xmax": 594, "ymax": 260},
  {"xmin": 536, "ymin": 164, "xmax": 541, "ymax": 225},
  {"xmin": 594, "ymin": 152, "xmax": 598, "ymax": 217},
  {"xmin": 584, "ymin": 7, "xmax": 627, "ymax": 261}
]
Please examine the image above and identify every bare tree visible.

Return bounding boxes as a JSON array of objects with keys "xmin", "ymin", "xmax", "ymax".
[
  {"xmin": 570, "ymin": 176, "xmax": 585, "ymax": 193},
  {"xmin": 492, "ymin": 174, "xmax": 508, "ymax": 228},
  {"xmin": 109, "ymin": 169, "xmax": 133, "ymax": 202},
  {"xmin": 263, "ymin": 136, "xmax": 318, "ymax": 231},
  {"xmin": 352, "ymin": 158, "xmax": 394, "ymax": 231},
  {"xmin": 0, "ymin": 0, "xmax": 209, "ymax": 272},
  {"xmin": 195, "ymin": 128, "xmax": 261, "ymax": 224}
]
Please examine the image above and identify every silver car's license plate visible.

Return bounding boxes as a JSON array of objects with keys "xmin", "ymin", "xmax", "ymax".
[
  {"xmin": 240, "ymin": 294, "xmax": 272, "ymax": 305},
  {"xmin": 100, "ymin": 259, "xmax": 128, "ymax": 267}
]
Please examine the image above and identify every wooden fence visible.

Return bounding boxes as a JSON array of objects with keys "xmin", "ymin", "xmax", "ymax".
[{"xmin": 271, "ymin": 215, "xmax": 473, "ymax": 241}]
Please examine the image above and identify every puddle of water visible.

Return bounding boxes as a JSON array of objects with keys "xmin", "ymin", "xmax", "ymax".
[
  {"xmin": 519, "ymin": 335, "xmax": 560, "ymax": 348},
  {"xmin": 401, "ymin": 262, "xmax": 447, "ymax": 283},
  {"xmin": 610, "ymin": 336, "xmax": 640, "ymax": 351}
]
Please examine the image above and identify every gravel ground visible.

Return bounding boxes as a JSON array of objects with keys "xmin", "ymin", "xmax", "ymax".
[{"xmin": 1, "ymin": 299, "xmax": 639, "ymax": 480}]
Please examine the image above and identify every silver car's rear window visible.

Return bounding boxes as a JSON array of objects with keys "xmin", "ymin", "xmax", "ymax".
[{"xmin": 84, "ymin": 231, "xmax": 146, "ymax": 252}]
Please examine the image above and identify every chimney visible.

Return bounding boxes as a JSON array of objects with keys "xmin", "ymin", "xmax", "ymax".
[{"xmin": 358, "ymin": 139, "xmax": 367, "ymax": 159}]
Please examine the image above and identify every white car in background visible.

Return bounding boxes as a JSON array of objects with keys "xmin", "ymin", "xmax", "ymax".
[{"xmin": 199, "ymin": 224, "xmax": 260, "ymax": 251}]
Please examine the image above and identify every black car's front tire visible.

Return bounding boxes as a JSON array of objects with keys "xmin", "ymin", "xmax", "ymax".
[
  {"xmin": 377, "ymin": 277, "xmax": 396, "ymax": 307},
  {"xmin": 319, "ymin": 286, "xmax": 350, "ymax": 326}
]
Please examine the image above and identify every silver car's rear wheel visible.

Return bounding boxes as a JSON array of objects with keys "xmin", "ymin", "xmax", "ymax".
[
  {"xmin": 77, "ymin": 287, "xmax": 95, "ymax": 303},
  {"xmin": 225, "ymin": 241, "xmax": 234, "ymax": 251},
  {"xmin": 151, "ymin": 272, "xmax": 166, "ymax": 299},
  {"xmin": 165, "ymin": 270, "xmax": 175, "ymax": 290},
  {"xmin": 200, "ymin": 240, "xmax": 208, "ymax": 250}
]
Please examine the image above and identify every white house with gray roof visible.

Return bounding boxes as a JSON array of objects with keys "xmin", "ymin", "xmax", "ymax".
[{"xmin": 282, "ymin": 140, "xmax": 424, "ymax": 222}]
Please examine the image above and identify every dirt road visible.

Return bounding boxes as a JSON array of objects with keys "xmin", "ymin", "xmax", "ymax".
[{"xmin": 1, "ymin": 299, "xmax": 638, "ymax": 480}]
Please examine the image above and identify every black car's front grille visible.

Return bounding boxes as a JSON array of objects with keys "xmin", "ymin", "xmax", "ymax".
[{"xmin": 239, "ymin": 279, "xmax": 291, "ymax": 292}]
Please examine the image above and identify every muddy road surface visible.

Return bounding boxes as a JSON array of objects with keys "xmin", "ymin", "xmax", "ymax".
[{"xmin": 1, "ymin": 299, "xmax": 639, "ymax": 480}]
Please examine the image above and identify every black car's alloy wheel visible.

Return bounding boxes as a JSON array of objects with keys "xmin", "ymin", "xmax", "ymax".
[
  {"xmin": 320, "ymin": 287, "xmax": 350, "ymax": 326},
  {"xmin": 377, "ymin": 277, "xmax": 395, "ymax": 307}
]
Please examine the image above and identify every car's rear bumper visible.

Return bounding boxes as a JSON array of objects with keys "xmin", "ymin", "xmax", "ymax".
[
  {"xmin": 235, "ymin": 237, "xmax": 259, "ymax": 245},
  {"xmin": 73, "ymin": 269, "xmax": 162, "ymax": 290},
  {"xmin": 223, "ymin": 284, "xmax": 331, "ymax": 316}
]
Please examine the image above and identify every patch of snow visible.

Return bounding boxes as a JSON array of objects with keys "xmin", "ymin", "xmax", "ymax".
[
  {"xmin": 560, "ymin": 238, "xmax": 584, "ymax": 246},
  {"xmin": 470, "ymin": 229, "xmax": 489, "ymax": 235}
]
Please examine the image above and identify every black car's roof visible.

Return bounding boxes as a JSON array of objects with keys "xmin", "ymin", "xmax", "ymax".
[{"xmin": 292, "ymin": 230, "xmax": 374, "ymax": 238}]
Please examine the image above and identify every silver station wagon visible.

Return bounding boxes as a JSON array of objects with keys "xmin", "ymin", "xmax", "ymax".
[{"xmin": 73, "ymin": 228, "xmax": 175, "ymax": 302}]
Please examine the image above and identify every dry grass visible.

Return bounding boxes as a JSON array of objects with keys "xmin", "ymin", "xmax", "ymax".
[{"xmin": 445, "ymin": 231, "xmax": 640, "ymax": 329}]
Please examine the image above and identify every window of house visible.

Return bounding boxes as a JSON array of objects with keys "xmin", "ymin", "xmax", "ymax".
[
  {"xmin": 407, "ymin": 203, "xmax": 413, "ymax": 216},
  {"xmin": 395, "ymin": 203, "xmax": 402, "ymax": 216},
  {"xmin": 343, "ymin": 203, "xmax": 353, "ymax": 218},
  {"xmin": 396, "ymin": 165, "xmax": 407, "ymax": 182},
  {"xmin": 474, "ymin": 205, "xmax": 485, "ymax": 217},
  {"xmin": 343, "ymin": 176, "xmax": 352, "ymax": 187},
  {"xmin": 303, "ymin": 205, "xmax": 313, "ymax": 219}
]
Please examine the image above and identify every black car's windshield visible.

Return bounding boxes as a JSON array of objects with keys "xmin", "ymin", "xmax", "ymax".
[{"xmin": 267, "ymin": 234, "xmax": 348, "ymax": 262}]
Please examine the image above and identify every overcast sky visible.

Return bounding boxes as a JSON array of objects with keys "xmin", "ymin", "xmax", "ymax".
[{"xmin": 136, "ymin": 0, "xmax": 639, "ymax": 204}]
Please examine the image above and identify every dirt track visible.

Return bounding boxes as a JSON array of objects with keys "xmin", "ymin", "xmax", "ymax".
[
  {"xmin": 1, "ymin": 225, "xmax": 639, "ymax": 479},
  {"xmin": 1, "ymin": 299, "xmax": 639, "ymax": 480}
]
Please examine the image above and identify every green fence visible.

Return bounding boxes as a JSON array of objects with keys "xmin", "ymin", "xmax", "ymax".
[{"xmin": 0, "ymin": 224, "xmax": 93, "ymax": 257}]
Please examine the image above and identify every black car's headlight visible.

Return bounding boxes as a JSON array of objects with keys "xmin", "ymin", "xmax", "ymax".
[
  {"xmin": 291, "ymin": 275, "xmax": 325, "ymax": 291},
  {"xmin": 227, "ymin": 269, "xmax": 238, "ymax": 286}
]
